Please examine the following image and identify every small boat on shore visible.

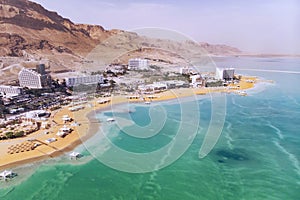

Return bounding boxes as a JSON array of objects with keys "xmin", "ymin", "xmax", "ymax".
[
  {"xmin": 237, "ymin": 91, "xmax": 247, "ymax": 96},
  {"xmin": 0, "ymin": 170, "xmax": 16, "ymax": 181},
  {"xmin": 107, "ymin": 118, "xmax": 115, "ymax": 122},
  {"xmin": 69, "ymin": 152, "xmax": 81, "ymax": 160},
  {"xmin": 145, "ymin": 101, "xmax": 151, "ymax": 105}
]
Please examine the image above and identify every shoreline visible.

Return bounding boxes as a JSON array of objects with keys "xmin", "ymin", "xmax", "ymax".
[{"xmin": 0, "ymin": 76, "xmax": 262, "ymax": 171}]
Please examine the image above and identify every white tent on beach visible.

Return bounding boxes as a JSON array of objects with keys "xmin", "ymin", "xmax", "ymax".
[{"xmin": 60, "ymin": 125, "xmax": 71, "ymax": 133}]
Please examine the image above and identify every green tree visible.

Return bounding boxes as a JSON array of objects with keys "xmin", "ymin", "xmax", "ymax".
[
  {"xmin": 5, "ymin": 132, "xmax": 15, "ymax": 139},
  {"xmin": 15, "ymin": 131, "xmax": 25, "ymax": 138}
]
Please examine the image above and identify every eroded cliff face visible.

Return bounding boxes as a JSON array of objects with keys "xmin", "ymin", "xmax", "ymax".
[
  {"xmin": 0, "ymin": 0, "xmax": 115, "ymax": 57},
  {"xmin": 0, "ymin": 0, "xmax": 242, "ymax": 57},
  {"xmin": 0, "ymin": 0, "xmax": 242, "ymax": 84},
  {"xmin": 199, "ymin": 42, "xmax": 242, "ymax": 55}
]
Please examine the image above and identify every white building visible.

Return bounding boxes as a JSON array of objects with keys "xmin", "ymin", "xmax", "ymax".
[
  {"xmin": 65, "ymin": 75, "xmax": 103, "ymax": 87},
  {"xmin": 0, "ymin": 85, "xmax": 23, "ymax": 97},
  {"xmin": 105, "ymin": 65, "xmax": 126, "ymax": 74},
  {"xmin": 128, "ymin": 58, "xmax": 149, "ymax": 70},
  {"xmin": 138, "ymin": 82, "xmax": 167, "ymax": 93},
  {"xmin": 216, "ymin": 68, "xmax": 235, "ymax": 80},
  {"xmin": 164, "ymin": 80, "xmax": 189, "ymax": 89},
  {"xmin": 24, "ymin": 110, "xmax": 50, "ymax": 120},
  {"xmin": 18, "ymin": 67, "xmax": 51, "ymax": 89},
  {"xmin": 179, "ymin": 67, "xmax": 190, "ymax": 75},
  {"xmin": 190, "ymin": 75, "xmax": 203, "ymax": 88}
]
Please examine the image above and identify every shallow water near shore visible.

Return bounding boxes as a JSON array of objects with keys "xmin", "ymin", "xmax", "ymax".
[{"xmin": 1, "ymin": 57, "xmax": 300, "ymax": 199}]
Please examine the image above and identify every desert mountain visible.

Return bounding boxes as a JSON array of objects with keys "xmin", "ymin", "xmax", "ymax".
[
  {"xmin": 0, "ymin": 0, "xmax": 242, "ymax": 84},
  {"xmin": 0, "ymin": 0, "xmax": 118, "ymax": 57}
]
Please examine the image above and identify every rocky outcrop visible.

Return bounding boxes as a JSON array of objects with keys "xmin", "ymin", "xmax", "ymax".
[
  {"xmin": 0, "ymin": 33, "xmax": 73, "ymax": 56},
  {"xmin": 0, "ymin": 0, "xmax": 112, "ymax": 57},
  {"xmin": 199, "ymin": 42, "xmax": 242, "ymax": 55}
]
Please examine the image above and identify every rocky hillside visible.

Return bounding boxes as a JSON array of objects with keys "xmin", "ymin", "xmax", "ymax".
[
  {"xmin": 0, "ymin": 0, "xmax": 242, "ymax": 84},
  {"xmin": 199, "ymin": 42, "xmax": 242, "ymax": 55},
  {"xmin": 0, "ymin": 0, "xmax": 116, "ymax": 57}
]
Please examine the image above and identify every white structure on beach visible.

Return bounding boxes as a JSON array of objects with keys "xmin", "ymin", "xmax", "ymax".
[
  {"xmin": 65, "ymin": 75, "xmax": 103, "ymax": 87},
  {"xmin": 45, "ymin": 138, "xmax": 57, "ymax": 143},
  {"xmin": 62, "ymin": 115, "xmax": 72, "ymax": 122},
  {"xmin": 56, "ymin": 125, "xmax": 71, "ymax": 137},
  {"xmin": 97, "ymin": 99, "xmax": 111, "ymax": 104},
  {"xmin": 216, "ymin": 67, "xmax": 235, "ymax": 80},
  {"xmin": 70, "ymin": 152, "xmax": 81, "ymax": 159},
  {"xmin": 57, "ymin": 125, "xmax": 72, "ymax": 137},
  {"xmin": 107, "ymin": 118, "xmax": 115, "ymax": 122},
  {"xmin": 128, "ymin": 58, "xmax": 149, "ymax": 70},
  {"xmin": 60, "ymin": 125, "xmax": 71, "ymax": 133},
  {"xmin": 68, "ymin": 105, "xmax": 85, "ymax": 112},
  {"xmin": 0, "ymin": 170, "xmax": 14, "ymax": 180}
]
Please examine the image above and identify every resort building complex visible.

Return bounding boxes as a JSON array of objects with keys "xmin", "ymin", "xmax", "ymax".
[
  {"xmin": 65, "ymin": 75, "xmax": 104, "ymax": 87},
  {"xmin": 216, "ymin": 67, "xmax": 235, "ymax": 80},
  {"xmin": 179, "ymin": 67, "xmax": 190, "ymax": 75},
  {"xmin": 0, "ymin": 85, "xmax": 23, "ymax": 97},
  {"xmin": 190, "ymin": 75, "xmax": 203, "ymax": 88},
  {"xmin": 18, "ymin": 64, "xmax": 51, "ymax": 89},
  {"xmin": 128, "ymin": 58, "xmax": 149, "ymax": 70}
]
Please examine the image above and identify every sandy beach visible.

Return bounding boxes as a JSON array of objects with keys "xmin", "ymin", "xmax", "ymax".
[{"xmin": 0, "ymin": 76, "xmax": 259, "ymax": 170}]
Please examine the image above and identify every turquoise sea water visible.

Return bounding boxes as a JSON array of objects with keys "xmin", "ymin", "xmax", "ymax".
[{"xmin": 1, "ymin": 57, "xmax": 300, "ymax": 199}]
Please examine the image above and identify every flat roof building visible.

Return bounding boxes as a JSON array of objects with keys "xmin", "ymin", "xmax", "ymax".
[
  {"xmin": 190, "ymin": 75, "xmax": 203, "ymax": 88},
  {"xmin": 65, "ymin": 75, "xmax": 104, "ymax": 87},
  {"xmin": 179, "ymin": 67, "xmax": 190, "ymax": 75},
  {"xmin": 0, "ymin": 85, "xmax": 23, "ymax": 97},
  {"xmin": 138, "ymin": 82, "xmax": 167, "ymax": 93},
  {"xmin": 128, "ymin": 58, "xmax": 149, "ymax": 70},
  {"xmin": 164, "ymin": 80, "xmax": 189, "ymax": 89},
  {"xmin": 216, "ymin": 68, "xmax": 235, "ymax": 80},
  {"xmin": 18, "ymin": 67, "xmax": 51, "ymax": 89}
]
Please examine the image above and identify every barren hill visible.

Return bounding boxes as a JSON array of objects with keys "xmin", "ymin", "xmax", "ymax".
[{"xmin": 0, "ymin": 0, "xmax": 242, "ymax": 84}]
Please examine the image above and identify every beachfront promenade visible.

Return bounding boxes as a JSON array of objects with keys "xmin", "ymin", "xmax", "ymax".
[{"xmin": 0, "ymin": 76, "xmax": 258, "ymax": 170}]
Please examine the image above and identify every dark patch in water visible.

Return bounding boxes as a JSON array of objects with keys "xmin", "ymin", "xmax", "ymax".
[
  {"xmin": 218, "ymin": 159, "xmax": 225, "ymax": 163},
  {"xmin": 216, "ymin": 149, "xmax": 249, "ymax": 161}
]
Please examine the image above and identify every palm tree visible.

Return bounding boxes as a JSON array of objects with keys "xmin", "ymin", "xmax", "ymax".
[
  {"xmin": 109, "ymin": 80, "xmax": 116, "ymax": 92},
  {"xmin": 0, "ymin": 93, "xmax": 7, "ymax": 120}
]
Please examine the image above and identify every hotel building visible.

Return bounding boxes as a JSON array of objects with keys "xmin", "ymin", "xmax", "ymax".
[
  {"xmin": 18, "ymin": 64, "xmax": 51, "ymax": 89},
  {"xmin": 65, "ymin": 75, "xmax": 104, "ymax": 87},
  {"xmin": 0, "ymin": 85, "xmax": 23, "ymax": 97},
  {"xmin": 179, "ymin": 67, "xmax": 190, "ymax": 75},
  {"xmin": 128, "ymin": 58, "xmax": 149, "ymax": 70},
  {"xmin": 216, "ymin": 68, "xmax": 235, "ymax": 80},
  {"xmin": 190, "ymin": 75, "xmax": 203, "ymax": 88}
]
